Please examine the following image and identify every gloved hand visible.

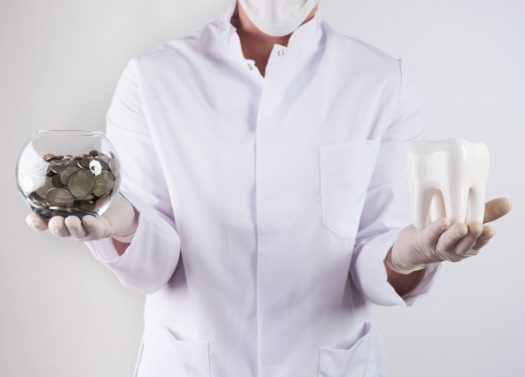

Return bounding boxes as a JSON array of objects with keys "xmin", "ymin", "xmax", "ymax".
[
  {"xmin": 386, "ymin": 198, "xmax": 512, "ymax": 274},
  {"xmin": 25, "ymin": 192, "xmax": 139, "ymax": 242}
]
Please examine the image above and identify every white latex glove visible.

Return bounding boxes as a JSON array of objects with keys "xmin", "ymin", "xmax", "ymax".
[
  {"xmin": 386, "ymin": 198, "xmax": 512, "ymax": 274},
  {"xmin": 25, "ymin": 192, "xmax": 139, "ymax": 242}
]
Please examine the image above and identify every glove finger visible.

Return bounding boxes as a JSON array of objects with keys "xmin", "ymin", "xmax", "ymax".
[
  {"xmin": 82, "ymin": 215, "xmax": 110, "ymax": 240},
  {"xmin": 454, "ymin": 222, "xmax": 484, "ymax": 256},
  {"xmin": 435, "ymin": 223, "xmax": 469, "ymax": 261},
  {"xmin": 48, "ymin": 216, "xmax": 70, "ymax": 238},
  {"xmin": 64, "ymin": 216, "xmax": 87, "ymax": 240},
  {"xmin": 472, "ymin": 225, "xmax": 496, "ymax": 251},
  {"xmin": 26, "ymin": 213, "xmax": 49, "ymax": 231},
  {"xmin": 419, "ymin": 218, "xmax": 451, "ymax": 250}
]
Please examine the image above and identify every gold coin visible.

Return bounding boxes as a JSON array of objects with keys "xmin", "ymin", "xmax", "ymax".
[{"xmin": 43, "ymin": 153, "xmax": 55, "ymax": 162}]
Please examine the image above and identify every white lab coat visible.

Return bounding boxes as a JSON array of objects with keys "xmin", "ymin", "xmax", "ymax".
[{"xmin": 85, "ymin": 1, "xmax": 442, "ymax": 376}]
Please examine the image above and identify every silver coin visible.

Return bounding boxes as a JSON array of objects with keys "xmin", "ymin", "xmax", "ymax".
[
  {"xmin": 78, "ymin": 158, "xmax": 91, "ymax": 170},
  {"xmin": 93, "ymin": 157, "xmax": 109, "ymax": 170},
  {"xmin": 28, "ymin": 192, "xmax": 48, "ymax": 209},
  {"xmin": 46, "ymin": 188, "xmax": 75, "ymax": 207},
  {"xmin": 35, "ymin": 183, "xmax": 53, "ymax": 199},
  {"xmin": 89, "ymin": 160, "xmax": 102, "ymax": 176},
  {"xmin": 68, "ymin": 170, "xmax": 95, "ymax": 199},
  {"xmin": 60, "ymin": 166, "xmax": 80, "ymax": 186},
  {"xmin": 51, "ymin": 174, "xmax": 65, "ymax": 188},
  {"xmin": 92, "ymin": 170, "xmax": 114, "ymax": 196}
]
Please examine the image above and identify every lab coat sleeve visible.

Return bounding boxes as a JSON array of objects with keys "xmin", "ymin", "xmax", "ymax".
[
  {"xmin": 350, "ymin": 59, "xmax": 442, "ymax": 307},
  {"xmin": 83, "ymin": 57, "xmax": 181, "ymax": 294}
]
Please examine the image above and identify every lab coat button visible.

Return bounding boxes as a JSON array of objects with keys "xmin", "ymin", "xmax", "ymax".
[{"xmin": 277, "ymin": 49, "xmax": 285, "ymax": 57}]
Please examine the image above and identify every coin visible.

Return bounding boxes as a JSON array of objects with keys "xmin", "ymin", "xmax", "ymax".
[
  {"xmin": 92, "ymin": 170, "xmax": 114, "ymax": 196},
  {"xmin": 46, "ymin": 188, "xmax": 75, "ymax": 207},
  {"xmin": 51, "ymin": 174, "xmax": 64, "ymax": 188},
  {"xmin": 74, "ymin": 201, "xmax": 96, "ymax": 212},
  {"xmin": 28, "ymin": 192, "xmax": 48, "ymax": 209},
  {"xmin": 89, "ymin": 159, "xmax": 102, "ymax": 176},
  {"xmin": 79, "ymin": 158, "xmax": 91, "ymax": 169},
  {"xmin": 60, "ymin": 166, "xmax": 80, "ymax": 186},
  {"xmin": 35, "ymin": 182, "xmax": 53, "ymax": 199},
  {"xmin": 50, "ymin": 163, "xmax": 67, "ymax": 174},
  {"xmin": 43, "ymin": 153, "xmax": 55, "ymax": 162},
  {"xmin": 68, "ymin": 170, "xmax": 95, "ymax": 199},
  {"xmin": 93, "ymin": 157, "xmax": 109, "ymax": 170}
]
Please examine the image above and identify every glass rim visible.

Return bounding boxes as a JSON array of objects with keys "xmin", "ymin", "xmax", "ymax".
[{"xmin": 36, "ymin": 129, "xmax": 104, "ymax": 136}]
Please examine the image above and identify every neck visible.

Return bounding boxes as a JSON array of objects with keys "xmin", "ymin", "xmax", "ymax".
[
  {"xmin": 232, "ymin": 2, "xmax": 317, "ymax": 76},
  {"xmin": 233, "ymin": 2, "xmax": 318, "ymax": 47}
]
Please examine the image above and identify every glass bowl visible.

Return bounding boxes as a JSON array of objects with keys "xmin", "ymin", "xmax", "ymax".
[{"xmin": 16, "ymin": 130, "xmax": 121, "ymax": 219}]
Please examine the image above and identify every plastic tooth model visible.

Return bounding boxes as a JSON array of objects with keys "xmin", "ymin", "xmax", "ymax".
[{"xmin": 407, "ymin": 138, "xmax": 490, "ymax": 230}]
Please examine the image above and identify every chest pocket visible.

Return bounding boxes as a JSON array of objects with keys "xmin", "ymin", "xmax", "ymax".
[{"xmin": 319, "ymin": 140, "xmax": 380, "ymax": 239}]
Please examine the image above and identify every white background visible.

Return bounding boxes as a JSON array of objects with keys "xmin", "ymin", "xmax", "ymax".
[{"xmin": 1, "ymin": 0, "xmax": 523, "ymax": 376}]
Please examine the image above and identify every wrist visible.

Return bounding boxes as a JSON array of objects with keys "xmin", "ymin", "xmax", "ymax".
[
  {"xmin": 110, "ymin": 193, "xmax": 139, "ymax": 242},
  {"xmin": 385, "ymin": 243, "xmax": 426, "ymax": 275}
]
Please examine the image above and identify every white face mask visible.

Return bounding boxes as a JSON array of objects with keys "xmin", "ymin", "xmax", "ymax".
[{"xmin": 238, "ymin": 0, "xmax": 319, "ymax": 37}]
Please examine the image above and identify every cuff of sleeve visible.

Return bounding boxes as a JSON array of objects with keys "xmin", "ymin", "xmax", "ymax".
[
  {"xmin": 84, "ymin": 207, "xmax": 146, "ymax": 265},
  {"xmin": 83, "ymin": 190, "xmax": 181, "ymax": 293},
  {"xmin": 352, "ymin": 230, "xmax": 442, "ymax": 307}
]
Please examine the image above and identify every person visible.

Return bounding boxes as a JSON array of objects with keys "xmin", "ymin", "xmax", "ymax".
[{"xmin": 25, "ymin": 0, "xmax": 512, "ymax": 376}]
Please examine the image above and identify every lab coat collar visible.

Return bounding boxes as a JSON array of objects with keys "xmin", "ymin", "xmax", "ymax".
[{"xmin": 212, "ymin": 0, "xmax": 323, "ymax": 61}]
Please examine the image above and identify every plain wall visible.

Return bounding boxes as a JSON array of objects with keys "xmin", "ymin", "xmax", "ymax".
[{"xmin": 1, "ymin": 0, "xmax": 523, "ymax": 376}]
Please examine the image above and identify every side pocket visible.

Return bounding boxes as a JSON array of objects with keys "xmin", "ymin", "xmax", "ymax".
[
  {"xmin": 320, "ymin": 140, "xmax": 380, "ymax": 239},
  {"xmin": 136, "ymin": 319, "xmax": 211, "ymax": 377},
  {"xmin": 317, "ymin": 321, "xmax": 375, "ymax": 377}
]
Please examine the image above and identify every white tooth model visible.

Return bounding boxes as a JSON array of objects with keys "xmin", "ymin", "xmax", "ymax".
[{"xmin": 407, "ymin": 138, "xmax": 490, "ymax": 230}]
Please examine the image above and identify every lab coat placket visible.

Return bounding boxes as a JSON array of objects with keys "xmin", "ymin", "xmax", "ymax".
[{"xmin": 254, "ymin": 48, "xmax": 298, "ymax": 377}]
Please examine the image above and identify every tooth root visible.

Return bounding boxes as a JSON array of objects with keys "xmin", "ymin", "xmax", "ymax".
[
  {"xmin": 467, "ymin": 186, "xmax": 485, "ymax": 224},
  {"xmin": 430, "ymin": 189, "xmax": 447, "ymax": 222},
  {"xmin": 413, "ymin": 186, "xmax": 435, "ymax": 230},
  {"xmin": 445, "ymin": 185, "xmax": 470, "ymax": 224}
]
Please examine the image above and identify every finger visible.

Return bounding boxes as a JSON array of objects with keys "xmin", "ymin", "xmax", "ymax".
[
  {"xmin": 25, "ymin": 213, "xmax": 49, "ymax": 231},
  {"xmin": 64, "ymin": 216, "xmax": 87, "ymax": 239},
  {"xmin": 472, "ymin": 225, "xmax": 496, "ymax": 251},
  {"xmin": 48, "ymin": 216, "xmax": 70, "ymax": 238},
  {"xmin": 454, "ymin": 222, "xmax": 484, "ymax": 256},
  {"xmin": 484, "ymin": 198, "xmax": 512, "ymax": 223},
  {"xmin": 82, "ymin": 215, "xmax": 110, "ymax": 240},
  {"xmin": 418, "ymin": 218, "xmax": 451, "ymax": 250},
  {"xmin": 435, "ymin": 223, "xmax": 469, "ymax": 261}
]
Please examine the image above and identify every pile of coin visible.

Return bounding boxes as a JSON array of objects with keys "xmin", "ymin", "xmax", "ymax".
[{"xmin": 26, "ymin": 150, "xmax": 117, "ymax": 218}]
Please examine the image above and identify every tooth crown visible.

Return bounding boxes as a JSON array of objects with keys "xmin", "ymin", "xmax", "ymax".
[{"xmin": 407, "ymin": 138, "xmax": 490, "ymax": 230}]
